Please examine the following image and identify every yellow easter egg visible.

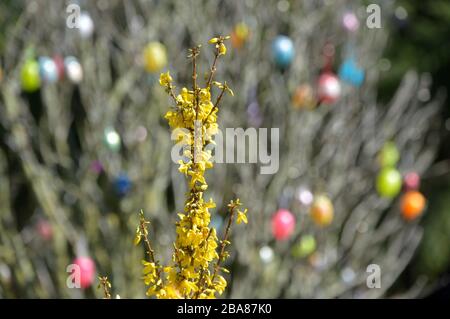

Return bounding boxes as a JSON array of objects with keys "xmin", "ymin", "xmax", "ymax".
[{"xmin": 143, "ymin": 42, "xmax": 167, "ymax": 73}]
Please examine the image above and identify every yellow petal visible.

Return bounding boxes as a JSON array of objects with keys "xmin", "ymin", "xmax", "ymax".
[
  {"xmin": 134, "ymin": 234, "xmax": 141, "ymax": 246},
  {"xmin": 237, "ymin": 211, "xmax": 248, "ymax": 224},
  {"xmin": 219, "ymin": 43, "xmax": 227, "ymax": 55}
]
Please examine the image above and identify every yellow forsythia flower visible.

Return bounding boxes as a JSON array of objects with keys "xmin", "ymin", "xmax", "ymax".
[
  {"xmin": 236, "ymin": 209, "xmax": 248, "ymax": 224},
  {"xmin": 218, "ymin": 43, "xmax": 227, "ymax": 55},
  {"xmin": 159, "ymin": 71, "xmax": 173, "ymax": 86}
]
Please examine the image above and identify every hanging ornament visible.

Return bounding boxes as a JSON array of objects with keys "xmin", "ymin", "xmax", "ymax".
[
  {"xmin": 103, "ymin": 127, "xmax": 121, "ymax": 152},
  {"xmin": 378, "ymin": 141, "xmax": 399, "ymax": 167},
  {"xmin": 247, "ymin": 101, "xmax": 263, "ymax": 127},
  {"xmin": 259, "ymin": 246, "xmax": 274, "ymax": 264},
  {"xmin": 53, "ymin": 55, "xmax": 65, "ymax": 80},
  {"xmin": 231, "ymin": 22, "xmax": 250, "ymax": 49},
  {"xmin": 403, "ymin": 172, "xmax": 420, "ymax": 191},
  {"xmin": 21, "ymin": 59, "xmax": 41, "ymax": 92},
  {"xmin": 342, "ymin": 12, "xmax": 360, "ymax": 32},
  {"xmin": 376, "ymin": 167, "xmax": 402, "ymax": 198},
  {"xmin": 393, "ymin": 6, "xmax": 409, "ymax": 29},
  {"xmin": 338, "ymin": 57, "xmax": 365, "ymax": 87},
  {"xmin": 246, "ymin": 86, "xmax": 263, "ymax": 127},
  {"xmin": 292, "ymin": 84, "xmax": 316, "ymax": 110},
  {"xmin": 292, "ymin": 235, "xmax": 316, "ymax": 258},
  {"xmin": 134, "ymin": 125, "xmax": 148, "ymax": 143},
  {"xmin": 400, "ymin": 190, "xmax": 426, "ymax": 221},
  {"xmin": 317, "ymin": 72, "xmax": 341, "ymax": 104},
  {"xmin": 143, "ymin": 42, "xmax": 168, "ymax": 73},
  {"xmin": 36, "ymin": 219, "xmax": 53, "ymax": 241},
  {"xmin": 78, "ymin": 12, "xmax": 94, "ymax": 38},
  {"xmin": 90, "ymin": 160, "xmax": 103, "ymax": 174},
  {"xmin": 310, "ymin": 194, "xmax": 334, "ymax": 227},
  {"xmin": 341, "ymin": 267, "xmax": 356, "ymax": 284},
  {"xmin": 295, "ymin": 186, "xmax": 314, "ymax": 206},
  {"xmin": 72, "ymin": 256, "xmax": 96, "ymax": 289},
  {"xmin": 114, "ymin": 173, "xmax": 132, "ymax": 196},
  {"xmin": 271, "ymin": 35, "xmax": 294, "ymax": 69},
  {"xmin": 38, "ymin": 56, "xmax": 58, "ymax": 84},
  {"xmin": 271, "ymin": 209, "xmax": 296, "ymax": 241},
  {"xmin": 64, "ymin": 56, "xmax": 83, "ymax": 84},
  {"xmin": 308, "ymin": 252, "xmax": 327, "ymax": 270}
]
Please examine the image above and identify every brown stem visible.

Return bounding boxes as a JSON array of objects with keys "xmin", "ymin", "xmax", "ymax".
[
  {"xmin": 205, "ymin": 86, "xmax": 226, "ymax": 122},
  {"xmin": 206, "ymin": 49, "xmax": 219, "ymax": 88},
  {"xmin": 168, "ymin": 85, "xmax": 178, "ymax": 104},
  {"xmin": 191, "ymin": 47, "xmax": 201, "ymax": 121},
  {"xmin": 210, "ymin": 204, "xmax": 237, "ymax": 285},
  {"xmin": 214, "ymin": 86, "xmax": 227, "ymax": 110},
  {"xmin": 140, "ymin": 220, "xmax": 155, "ymax": 263},
  {"xmin": 139, "ymin": 215, "xmax": 163, "ymax": 279},
  {"xmin": 99, "ymin": 276, "xmax": 111, "ymax": 299},
  {"xmin": 192, "ymin": 48, "xmax": 198, "ymax": 92}
]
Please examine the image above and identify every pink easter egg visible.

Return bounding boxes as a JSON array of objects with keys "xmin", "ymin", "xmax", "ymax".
[
  {"xmin": 404, "ymin": 172, "xmax": 420, "ymax": 191},
  {"xmin": 36, "ymin": 219, "xmax": 53, "ymax": 241},
  {"xmin": 73, "ymin": 256, "xmax": 96, "ymax": 289},
  {"xmin": 343, "ymin": 12, "xmax": 360, "ymax": 32}
]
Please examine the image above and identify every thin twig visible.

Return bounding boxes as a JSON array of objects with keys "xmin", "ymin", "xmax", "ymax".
[
  {"xmin": 210, "ymin": 204, "xmax": 237, "ymax": 284},
  {"xmin": 205, "ymin": 86, "xmax": 226, "ymax": 122},
  {"xmin": 98, "ymin": 276, "xmax": 112, "ymax": 299},
  {"xmin": 139, "ymin": 213, "xmax": 162, "ymax": 278},
  {"xmin": 206, "ymin": 50, "xmax": 219, "ymax": 88}
]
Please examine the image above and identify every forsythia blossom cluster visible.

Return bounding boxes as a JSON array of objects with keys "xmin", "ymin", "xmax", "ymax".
[{"xmin": 134, "ymin": 36, "xmax": 248, "ymax": 299}]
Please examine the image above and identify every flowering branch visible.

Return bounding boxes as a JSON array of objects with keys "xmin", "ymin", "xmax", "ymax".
[
  {"xmin": 135, "ymin": 35, "xmax": 247, "ymax": 299},
  {"xmin": 206, "ymin": 36, "xmax": 229, "ymax": 88},
  {"xmin": 98, "ymin": 276, "xmax": 112, "ymax": 299}
]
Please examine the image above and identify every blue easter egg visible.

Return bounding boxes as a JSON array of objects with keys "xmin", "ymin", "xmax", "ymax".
[
  {"xmin": 115, "ymin": 173, "xmax": 132, "ymax": 196},
  {"xmin": 338, "ymin": 58, "xmax": 365, "ymax": 87},
  {"xmin": 39, "ymin": 56, "xmax": 58, "ymax": 83},
  {"xmin": 272, "ymin": 35, "xmax": 295, "ymax": 69}
]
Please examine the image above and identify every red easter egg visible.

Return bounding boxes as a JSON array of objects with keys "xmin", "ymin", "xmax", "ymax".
[
  {"xmin": 271, "ymin": 209, "xmax": 296, "ymax": 241},
  {"xmin": 73, "ymin": 256, "xmax": 96, "ymax": 289},
  {"xmin": 318, "ymin": 72, "xmax": 341, "ymax": 104},
  {"xmin": 53, "ymin": 55, "xmax": 65, "ymax": 80}
]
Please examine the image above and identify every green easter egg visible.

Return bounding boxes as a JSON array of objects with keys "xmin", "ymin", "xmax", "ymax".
[
  {"xmin": 376, "ymin": 167, "xmax": 402, "ymax": 198},
  {"xmin": 378, "ymin": 142, "xmax": 400, "ymax": 167},
  {"xmin": 292, "ymin": 235, "xmax": 316, "ymax": 258},
  {"xmin": 21, "ymin": 60, "xmax": 41, "ymax": 92}
]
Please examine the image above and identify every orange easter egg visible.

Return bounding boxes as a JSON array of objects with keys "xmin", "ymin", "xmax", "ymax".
[
  {"xmin": 310, "ymin": 195, "xmax": 334, "ymax": 227},
  {"xmin": 400, "ymin": 190, "xmax": 426, "ymax": 221}
]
